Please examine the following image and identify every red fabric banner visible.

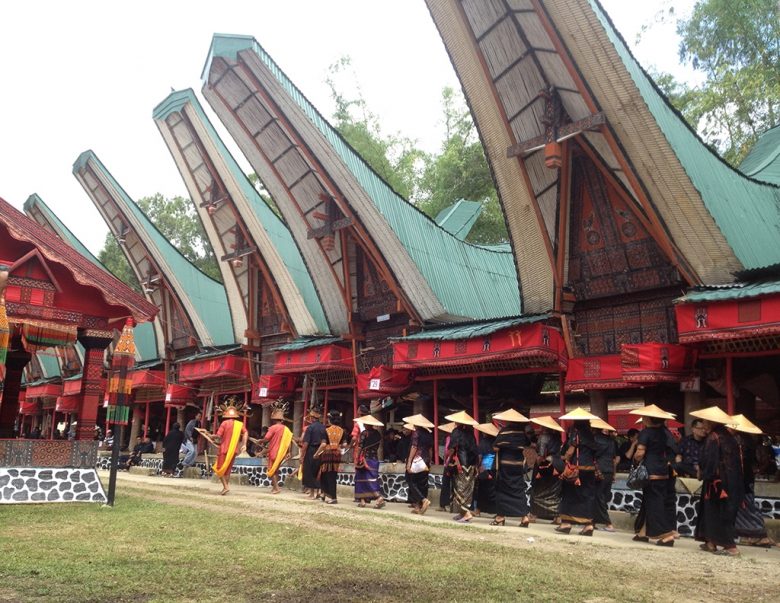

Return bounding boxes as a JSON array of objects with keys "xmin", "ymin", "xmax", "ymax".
[
  {"xmin": 251, "ymin": 375, "xmax": 298, "ymax": 404},
  {"xmin": 164, "ymin": 384, "xmax": 195, "ymax": 407},
  {"xmin": 179, "ymin": 354, "xmax": 249, "ymax": 382},
  {"xmin": 55, "ymin": 395, "xmax": 81, "ymax": 413},
  {"xmin": 621, "ymin": 343, "xmax": 697, "ymax": 383},
  {"xmin": 675, "ymin": 294, "xmax": 780, "ymax": 343},
  {"xmin": 274, "ymin": 344, "xmax": 353, "ymax": 374},
  {"xmin": 565, "ymin": 354, "xmax": 624, "ymax": 391},
  {"xmin": 24, "ymin": 382, "xmax": 62, "ymax": 399},
  {"xmin": 392, "ymin": 323, "xmax": 566, "ymax": 372},
  {"xmin": 356, "ymin": 365, "xmax": 414, "ymax": 399},
  {"xmin": 130, "ymin": 370, "xmax": 166, "ymax": 390},
  {"xmin": 19, "ymin": 399, "xmax": 40, "ymax": 415}
]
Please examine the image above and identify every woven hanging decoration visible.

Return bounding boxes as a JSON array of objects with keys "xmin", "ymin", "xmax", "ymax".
[
  {"xmin": 107, "ymin": 318, "xmax": 136, "ymax": 425},
  {"xmin": 21, "ymin": 321, "xmax": 78, "ymax": 352},
  {"xmin": 0, "ymin": 302, "xmax": 8, "ymax": 368}
]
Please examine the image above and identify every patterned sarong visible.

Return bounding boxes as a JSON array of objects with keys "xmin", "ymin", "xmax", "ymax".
[
  {"xmin": 450, "ymin": 465, "xmax": 477, "ymax": 514},
  {"xmin": 354, "ymin": 458, "xmax": 381, "ymax": 500}
]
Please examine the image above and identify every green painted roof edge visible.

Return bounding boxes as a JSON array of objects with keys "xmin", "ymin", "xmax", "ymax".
[
  {"xmin": 274, "ymin": 336, "xmax": 343, "ymax": 351},
  {"xmin": 23, "ymin": 193, "xmax": 159, "ymax": 362},
  {"xmin": 739, "ymin": 125, "xmax": 780, "ymax": 183},
  {"xmin": 37, "ymin": 352, "xmax": 61, "ymax": 379},
  {"xmin": 676, "ymin": 279, "xmax": 780, "ymax": 303},
  {"xmin": 591, "ymin": 0, "xmax": 780, "ymax": 271},
  {"xmin": 72, "ymin": 150, "xmax": 235, "ymax": 346},
  {"xmin": 391, "ymin": 313, "xmax": 550, "ymax": 341},
  {"xmin": 153, "ymin": 89, "xmax": 329, "ymax": 334},
  {"xmin": 435, "ymin": 199, "xmax": 483, "ymax": 240},
  {"xmin": 205, "ymin": 34, "xmax": 521, "ymax": 321}
]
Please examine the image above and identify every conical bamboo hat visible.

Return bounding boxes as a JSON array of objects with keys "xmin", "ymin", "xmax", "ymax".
[
  {"xmin": 444, "ymin": 410, "xmax": 479, "ymax": 426},
  {"xmin": 437, "ymin": 422, "xmax": 457, "ymax": 433},
  {"xmin": 403, "ymin": 414, "xmax": 434, "ymax": 430},
  {"xmin": 492, "ymin": 408, "xmax": 529, "ymax": 423},
  {"xmin": 590, "ymin": 418, "xmax": 616, "ymax": 432},
  {"xmin": 629, "ymin": 404, "xmax": 676, "ymax": 420},
  {"xmin": 354, "ymin": 415, "xmax": 384, "ymax": 427},
  {"xmin": 559, "ymin": 407, "xmax": 599, "ymax": 421},
  {"xmin": 530, "ymin": 415, "xmax": 564, "ymax": 432},
  {"xmin": 690, "ymin": 406, "xmax": 733, "ymax": 425},
  {"xmin": 726, "ymin": 414, "xmax": 763, "ymax": 434},
  {"xmin": 475, "ymin": 422, "xmax": 499, "ymax": 437}
]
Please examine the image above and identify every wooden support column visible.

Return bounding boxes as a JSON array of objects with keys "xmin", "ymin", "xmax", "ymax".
[
  {"xmin": 683, "ymin": 389, "xmax": 703, "ymax": 432},
  {"xmin": 433, "ymin": 379, "xmax": 439, "ymax": 465},
  {"xmin": 129, "ymin": 405, "xmax": 143, "ymax": 450},
  {"xmin": 324, "ymin": 389, "xmax": 329, "ymax": 418},
  {"xmin": 588, "ymin": 390, "xmax": 608, "ymax": 420},
  {"xmin": 0, "ymin": 349, "xmax": 31, "ymax": 438},
  {"xmin": 725, "ymin": 356, "xmax": 735, "ymax": 415},
  {"xmin": 165, "ymin": 406, "xmax": 172, "ymax": 436},
  {"xmin": 76, "ymin": 330, "xmax": 113, "ymax": 440},
  {"xmin": 144, "ymin": 402, "xmax": 151, "ymax": 438},
  {"xmin": 262, "ymin": 405, "xmax": 271, "ymax": 430},
  {"xmin": 472, "ymin": 377, "xmax": 479, "ymax": 442},
  {"xmin": 293, "ymin": 399, "xmax": 304, "ymax": 439},
  {"xmin": 50, "ymin": 411, "xmax": 57, "ymax": 439}
]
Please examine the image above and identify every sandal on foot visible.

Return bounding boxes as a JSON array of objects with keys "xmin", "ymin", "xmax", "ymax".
[
  {"xmin": 699, "ymin": 543, "xmax": 716, "ymax": 553},
  {"xmin": 714, "ymin": 548, "xmax": 739, "ymax": 556},
  {"xmin": 419, "ymin": 499, "xmax": 430, "ymax": 515},
  {"xmin": 656, "ymin": 539, "xmax": 674, "ymax": 547},
  {"xmin": 555, "ymin": 526, "xmax": 572, "ymax": 534},
  {"xmin": 632, "ymin": 535, "xmax": 649, "ymax": 542},
  {"xmin": 579, "ymin": 528, "xmax": 594, "ymax": 537},
  {"xmin": 489, "ymin": 518, "xmax": 506, "ymax": 526},
  {"xmin": 374, "ymin": 500, "xmax": 386, "ymax": 509},
  {"xmin": 519, "ymin": 521, "xmax": 530, "ymax": 529}
]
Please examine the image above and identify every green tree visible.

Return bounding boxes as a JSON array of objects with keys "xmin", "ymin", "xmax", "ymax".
[
  {"xmin": 417, "ymin": 87, "xmax": 508, "ymax": 245},
  {"xmin": 326, "ymin": 57, "xmax": 426, "ymax": 200},
  {"xmin": 136, "ymin": 194, "xmax": 221, "ymax": 281},
  {"xmin": 653, "ymin": 0, "xmax": 780, "ymax": 165},
  {"xmin": 98, "ymin": 234, "xmax": 140, "ymax": 291}
]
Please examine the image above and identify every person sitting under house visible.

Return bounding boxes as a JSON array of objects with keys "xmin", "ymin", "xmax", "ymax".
[{"xmin": 122, "ymin": 437, "xmax": 155, "ymax": 470}]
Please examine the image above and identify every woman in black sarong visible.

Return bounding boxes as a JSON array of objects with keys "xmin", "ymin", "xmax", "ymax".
[
  {"xmin": 405, "ymin": 417, "xmax": 434, "ymax": 515},
  {"xmin": 693, "ymin": 406, "xmax": 744, "ymax": 556},
  {"xmin": 446, "ymin": 411, "xmax": 479, "ymax": 523},
  {"xmin": 731, "ymin": 415, "xmax": 776, "ymax": 547},
  {"xmin": 529, "ymin": 416, "xmax": 564, "ymax": 521},
  {"xmin": 491, "ymin": 409, "xmax": 531, "ymax": 527},
  {"xmin": 474, "ymin": 423, "xmax": 498, "ymax": 516},
  {"xmin": 161, "ymin": 422, "xmax": 184, "ymax": 476},
  {"xmin": 632, "ymin": 405, "xmax": 678, "ymax": 547},
  {"xmin": 555, "ymin": 408, "xmax": 599, "ymax": 536}
]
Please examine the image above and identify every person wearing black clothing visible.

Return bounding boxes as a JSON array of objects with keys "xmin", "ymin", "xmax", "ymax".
[
  {"xmin": 693, "ymin": 407, "xmax": 744, "ymax": 556},
  {"xmin": 161, "ymin": 423, "xmax": 185, "ymax": 476},
  {"xmin": 675, "ymin": 419, "xmax": 707, "ymax": 477},
  {"xmin": 491, "ymin": 410, "xmax": 531, "ymax": 527},
  {"xmin": 182, "ymin": 412, "xmax": 202, "ymax": 468},
  {"xmin": 474, "ymin": 424, "xmax": 498, "ymax": 517},
  {"xmin": 592, "ymin": 423, "xmax": 619, "ymax": 531},
  {"xmin": 530, "ymin": 418, "xmax": 564, "ymax": 521},
  {"xmin": 632, "ymin": 408, "xmax": 678, "ymax": 547},
  {"xmin": 446, "ymin": 412, "xmax": 479, "ymax": 522},
  {"xmin": 405, "ymin": 420, "xmax": 434, "ymax": 514},
  {"xmin": 616, "ymin": 428, "xmax": 639, "ymax": 472},
  {"xmin": 125, "ymin": 436, "xmax": 154, "ymax": 469},
  {"xmin": 383, "ymin": 427, "xmax": 399, "ymax": 462},
  {"xmin": 556, "ymin": 413, "xmax": 598, "ymax": 536},
  {"xmin": 300, "ymin": 408, "xmax": 327, "ymax": 500}
]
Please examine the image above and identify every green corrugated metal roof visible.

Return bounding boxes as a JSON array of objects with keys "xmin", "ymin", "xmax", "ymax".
[
  {"xmin": 275, "ymin": 336, "xmax": 343, "ymax": 351},
  {"xmin": 677, "ymin": 279, "xmax": 780, "ymax": 303},
  {"xmin": 206, "ymin": 35, "xmax": 521, "ymax": 321},
  {"xmin": 740, "ymin": 125, "xmax": 780, "ymax": 185},
  {"xmin": 391, "ymin": 314, "xmax": 549, "ymax": 341},
  {"xmin": 592, "ymin": 0, "xmax": 780, "ymax": 271},
  {"xmin": 37, "ymin": 352, "xmax": 61, "ymax": 379},
  {"xmin": 153, "ymin": 89, "xmax": 329, "ymax": 334},
  {"xmin": 23, "ymin": 193, "xmax": 160, "ymax": 362},
  {"xmin": 435, "ymin": 199, "xmax": 482, "ymax": 240},
  {"xmin": 73, "ymin": 150, "xmax": 235, "ymax": 347}
]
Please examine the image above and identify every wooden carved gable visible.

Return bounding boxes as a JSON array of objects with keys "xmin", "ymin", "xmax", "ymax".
[
  {"xmin": 257, "ymin": 277, "xmax": 284, "ymax": 337},
  {"xmin": 4, "ymin": 250, "xmax": 59, "ymax": 309},
  {"xmin": 568, "ymin": 154, "xmax": 681, "ymax": 355},
  {"xmin": 356, "ymin": 246, "xmax": 397, "ymax": 321}
]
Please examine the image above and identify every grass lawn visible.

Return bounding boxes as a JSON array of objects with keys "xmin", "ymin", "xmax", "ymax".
[{"xmin": 0, "ymin": 491, "xmax": 643, "ymax": 603}]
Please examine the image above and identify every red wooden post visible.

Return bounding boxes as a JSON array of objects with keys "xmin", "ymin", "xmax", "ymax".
[
  {"xmin": 725, "ymin": 356, "xmax": 735, "ymax": 415},
  {"xmin": 164, "ymin": 406, "xmax": 172, "ymax": 436},
  {"xmin": 559, "ymin": 372, "xmax": 567, "ymax": 444},
  {"xmin": 324, "ymin": 389, "xmax": 329, "ymax": 418},
  {"xmin": 144, "ymin": 401, "xmax": 150, "ymax": 438},
  {"xmin": 472, "ymin": 376, "xmax": 479, "ymax": 443},
  {"xmin": 433, "ymin": 379, "xmax": 439, "ymax": 465},
  {"xmin": 352, "ymin": 387, "xmax": 358, "ymax": 417}
]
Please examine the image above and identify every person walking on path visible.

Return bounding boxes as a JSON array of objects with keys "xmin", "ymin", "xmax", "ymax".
[
  {"xmin": 300, "ymin": 406, "xmax": 326, "ymax": 500},
  {"xmin": 353, "ymin": 414, "xmax": 386, "ymax": 508},
  {"xmin": 162, "ymin": 423, "xmax": 185, "ymax": 476},
  {"xmin": 182, "ymin": 412, "xmax": 202, "ymax": 468},
  {"xmin": 491, "ymin": 409, "xmax": 532, "ymax": 527},
  {"xmin": 591, "ymin": 418, "xmax": 619, "ymax": 532},
  {"xmin": 263, "ymin": 400, "xmax": 294, "ymax": 494},
  {"xmin": 403, "ymin": 414, "xmax": 435, "ymax": 515},
  {"xmin": 209, "ymin": 399, "xmax": 249, "ymax": 495},
  {"xmin": 318, "ymin": 410, "xmax": 346, "ymax": 504},
  {"xmin": 446, "ymin": 411, "xmax": 479, "ymax": 523}
]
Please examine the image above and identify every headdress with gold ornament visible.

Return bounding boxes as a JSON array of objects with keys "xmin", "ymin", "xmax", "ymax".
[
  {"xmin": 270, "ymin": 398, "xmax": 290, "ymax": 421},
  {"xmin": 308, "ymin": 402, "xmax": 323, "ymax": 419},
  {"xmin": 218, "ymin": 396, "xmax": 249, "ymax": 420}
]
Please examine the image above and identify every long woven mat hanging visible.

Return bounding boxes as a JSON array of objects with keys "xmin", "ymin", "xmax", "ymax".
[{"xmin": 107, "ymin": 319, "xmax": 136, "ymax": 425}]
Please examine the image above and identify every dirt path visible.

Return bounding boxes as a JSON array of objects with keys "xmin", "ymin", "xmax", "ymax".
[{"xmin": 109, "ymin": 471, "xmax": 780, "ymax": 602}]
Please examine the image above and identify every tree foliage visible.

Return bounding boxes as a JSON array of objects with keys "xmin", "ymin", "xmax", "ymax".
[
  {"xmin": 653, "ymin": 0, "xmax": 780, "ymax": 165},
  {"xmin": 97, "ymin": 193, "xmax": 221, "ymax": 288},
  {"xmin": 417, "ymin": 88, "xmax": 507, "ymax": 245}
]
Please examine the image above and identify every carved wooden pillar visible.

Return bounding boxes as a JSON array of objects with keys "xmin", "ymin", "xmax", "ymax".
[
  {"xmin": 0, "ymin": 349, "xmax": 32, "ymax": 438},
  {"xmin": 588, "ymin": 390, "xmax": 608, "ymax": 420},
  {"xmin": 76, "ymin": 330, "xmax": 113, "ymax": 441}
]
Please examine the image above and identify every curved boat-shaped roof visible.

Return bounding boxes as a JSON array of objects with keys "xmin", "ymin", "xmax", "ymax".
[
  {"xmin": 24, "ymin": 193, "xmax": 159, "ymax": 362},
  {"xmin": 152, "ymin": 89, "xmax": 329, "ymax": 337},
  {"xmin": 73, "ymin": 150, "xmax": 234, "ymax": 350},
  {"xmin": 740, "ymin": 125, "xmax": 780, "ymax": 186},
  {"xmin": 427, "ymin": 0, "xmax": 780, "ymax": 311},
  {"xmin": 202, "ymin": 34, "xmax": 521, "ymax": 324}
]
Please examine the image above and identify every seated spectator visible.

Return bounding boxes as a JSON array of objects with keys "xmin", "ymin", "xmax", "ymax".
[
  {"xmin": 103, "ymin": 429, "xmax": 114, "ymax": 449},
  {"xmin": 383, "ymin": 427, "xmax": 400, "ymax": 461},
  {"xmin": 674, "ymin": 419, "xmax": 708, "ymax": 477},
  {"xmin": 616, "ymin": 428, "xmax": 639, "ymax": 472},
  {"xmin": 124, "ymin": 436, "xmax": 154, "ymax": 470}
]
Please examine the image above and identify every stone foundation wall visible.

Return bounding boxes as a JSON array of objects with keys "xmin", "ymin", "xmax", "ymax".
[{"xmin": 0, "ymin": 468, "xmax": 106, "ymax": 504}]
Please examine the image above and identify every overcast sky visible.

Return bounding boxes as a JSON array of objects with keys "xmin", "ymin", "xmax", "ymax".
[{"xmin": 0, "ymin": 0, "xmax": 695, "ymax": 257}]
